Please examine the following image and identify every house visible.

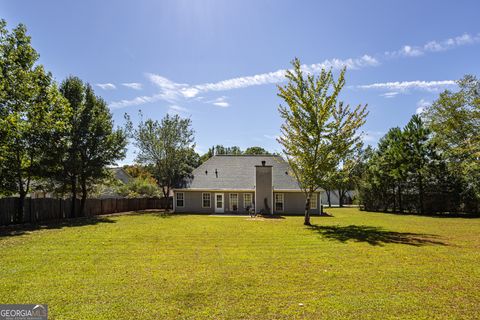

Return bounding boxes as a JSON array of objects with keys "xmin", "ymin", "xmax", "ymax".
[
  {"xmin": 27, "ymin": 167, "xmax": 135, "ymax": 199},
  {"xmin": 173, "ymin": 155, "xmax": 322, "ymax": 215},
  {"xmin": 96, "ymin": 167, "xmax": 135, "ymax": 199}
]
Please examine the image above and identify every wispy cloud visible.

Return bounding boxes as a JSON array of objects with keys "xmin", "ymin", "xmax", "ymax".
[
  {"xmin": 385, "ymin": 33, "xmax": 480, "ymax": 58},
  {"xmin": 167, "ymin": 105, "xmax": 190, "ymax": 116},
  {"xmin": 358, "ymin": 80, "xmax": 456, "ymax": 92},
  {"xmin": 416, "ymin": 99, "xmax": 430, "ymax": 115},
  {"xmin": 208, "ymin": 96, "xmax": 229, "ymax": 107},
  {"xmin": 122, "ymin": 82, "xmax": 143, "ymax": 90},
  {"xmin": 193, "ymin": 55, "xmax": 379, "ymax": 93},
  {"xmin": 109, "ymin": 32, "xmax": 479, "ymax": 109},
  {"xmin": 109, "ymin": 93, "xmax": 166, "ymax": 109},
  {"xmin": 96, "ymin": 83, "xmax": 116, "ymax": 90},
  {"xmin": 109, "ymin": 55, "xmax": 379, "ymax": 109},
  {"xmin": 380, "ymin": 92, "xmax": 400, "ymax": 98}
]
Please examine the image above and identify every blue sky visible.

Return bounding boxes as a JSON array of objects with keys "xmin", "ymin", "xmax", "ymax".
[{"xmin": 2, "ymin": 0, "xmax": 480, "ymax": 163}]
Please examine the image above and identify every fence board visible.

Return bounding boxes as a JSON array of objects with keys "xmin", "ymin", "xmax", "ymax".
[{"xmin": 0, "ymin": 197, "xmax": 171, "ymax": 226}]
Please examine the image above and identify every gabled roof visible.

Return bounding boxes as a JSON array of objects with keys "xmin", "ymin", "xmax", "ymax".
[
  {"xmin": 180, "ymin": 155, "xmax": 301, "ymax": 190},
  {"xmin": 109, "ymin": 167, "xmax": 133, "ymax": 184}
]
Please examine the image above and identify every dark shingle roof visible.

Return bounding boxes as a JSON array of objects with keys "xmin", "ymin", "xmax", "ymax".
[{"xmin": 181, "ymin": 155, "xmax": 301, "ymax": 190}]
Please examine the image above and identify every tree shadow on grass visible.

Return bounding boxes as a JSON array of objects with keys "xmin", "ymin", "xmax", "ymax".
[
  {"xmin": 308, "ymin": 224, "xmax": 447, "ymax": 246},
  {"xmin": 127, "ymin": 210, "xmax": 173, "ymax": 218},
  {"xmin": 0, "ymin": 216, "xmax": 116, "ymax": 239},
  {"xmin": 378, "ymin": 211, "xmax": 480, "ymax": 219}
]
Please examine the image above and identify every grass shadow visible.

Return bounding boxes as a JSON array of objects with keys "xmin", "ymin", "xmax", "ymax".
[
  {"xmin": 259, "ymin": 214, "xmax": 285, "ymax": 219},
  {"xmin": 119, "ymin": 209, "xmax": 174, "ymax": 218},
  {"xmin": 308, "ymin": 224, "xmax": 447, "ymax": 246},
  {"xmin": 0, "ymin": 216, "xmax": 116, "ymax": 239},
  {"xmin": 361, "ymin": 209, "xmax": 480, "ymax": 219}
]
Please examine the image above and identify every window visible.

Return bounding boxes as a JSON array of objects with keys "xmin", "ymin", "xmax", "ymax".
[
  {"xmin": 310, "ymin": 193, "xmax": 318, "ymax": 209},
  {"xmin": 275, "ymin": 193, "xmax": 284, "ymax": 211},
  {"xmin": 176, "ymin": 192, "xmax": 184, "ymax": 207},
  {"xmin": 243, "ymin": 193, "xmax": 253, "ymax": 210},
  {"xmin": 229, "ymin": 193, "xmax": 238, "ymax": 211},
  {"xmin": 202, "ymin": 193, "xmax": 211, "ymax": 208}
]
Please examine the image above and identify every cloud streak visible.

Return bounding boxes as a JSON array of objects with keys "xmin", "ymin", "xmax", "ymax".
[
  {"xmin": 207, "ymin": 96, "xmax": 229, "ymax": 107},
  {"xmin": 385, "ymin": 33, "xmax": 480, "ymax": 57},
  {"xmin": 109, "ymin": 32, "xmax": 479, "ymax": 109},
  {"xmin": 109, "ymin": 55, "xmax": 378, "ymax": 109},
  {"xmin": 122, "ymin": 82, "xmax": 143, "ymax": 90},
  {"xmin": 358, "ymin": 80, "xmax": 457, "ymax": 92},
  {"xmin": 96, "ymin": 83, "xmax": 116, "ymax": 90}
]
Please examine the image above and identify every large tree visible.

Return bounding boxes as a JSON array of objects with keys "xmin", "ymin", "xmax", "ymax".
[
  {"xmin": 358, "ymin": 115, "xmax": 447, "ymax": 214},
  {"xmin": 0, "ymin": 21, "xmax": 70, "ymax": 222},
  {"xmin": 425, "ymin": 75, "xmax": 480, "ymax": 202},
  {"xmin": 277, "ymin": 58, "xmax": 367, "ymax": 225},
  {"xmin": 403, "ymin": 115, "xmax": 437, "ymax": 214},
  {"xmin": 127, "ymin": 113, "xmax": 198, "ymax": 208},
  {"xmin": 53, "ymin": 76, "xmax": 127, "ymax": 217}
]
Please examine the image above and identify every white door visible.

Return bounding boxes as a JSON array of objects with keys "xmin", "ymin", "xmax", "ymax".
[{"xmin": 215, "ymin": 193, "xmax": 224, "ymax": 213}]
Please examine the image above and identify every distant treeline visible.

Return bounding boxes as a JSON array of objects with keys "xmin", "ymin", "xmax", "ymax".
[{"xmin": 356, "ymin": 76, "xmax": 480, "ymax": 214}]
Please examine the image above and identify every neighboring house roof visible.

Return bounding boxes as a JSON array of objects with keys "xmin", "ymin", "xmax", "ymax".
[
  {"xmin": 180, "ymin": 155, "xmax": 301, "ymax": 190},
  {"xmin": 109, "ymin": 167, "xmax": 133, "ymax": 184}
]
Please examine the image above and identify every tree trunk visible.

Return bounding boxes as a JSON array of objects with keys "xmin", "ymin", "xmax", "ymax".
[
  {"xmin": 418, "ymin": 174, "xmax": 424, "ymax": 215},
  {"xmin": 339, "ymin": 189, "xmax": 345, "ymax": 207},
  {"xmin": 16, "ymin": 192, "xmax": 26, "ymax": 224},
  {"xmin": 163, "ymin": 186, "xmax": 170, "ymax": 211},
  {"xmin": 304, "ymin": 196, "xmax": 311, "ymax": 225},
  {"xmin": 398, "ymin": 185, "xmax": 403, "ymax": 213},
  {"xmin": 80, "ymin": 179, "xmax": 87, "ymax": 217},
  {"xmin": 392, "ymin": 186, "xmax": 397, "ymax": 213},
  {"xmin": 326, "ymin": 190, "xmax": 332, "ymax": 207},
  {"xmin": 70, "ymin": 176, "xmax": 77, "ymax": 218}
]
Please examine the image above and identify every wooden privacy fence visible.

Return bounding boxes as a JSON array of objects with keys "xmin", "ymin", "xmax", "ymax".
[{"xmin": 0, "ymin": 197, "xmax": 171, "ymax": 226}]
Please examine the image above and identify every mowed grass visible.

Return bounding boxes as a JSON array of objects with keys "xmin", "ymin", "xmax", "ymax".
[{"xmin": 0, "ymin": 208, "xmax": 479, "ymax": 319}]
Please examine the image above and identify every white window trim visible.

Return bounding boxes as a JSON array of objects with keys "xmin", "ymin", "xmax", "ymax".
[
  {"xmin": 275, "ymin": 193, "xmax": 284, "ymax": 212},
  {"xmin": 229, "ymin": 193, "xmax": 239, "ymax": 211},
  {"xmin": 243, "ymin": 193, "xmax": 253, "ymax": 209},
  {"xmin": 310, "ymin": 193, "xmax": 318, "ymax": 209},
  {"xmin": 176, "ymin": 192, "xmax": 185, "ymax": 208},
  {"xmin": 202, "ymin": 192, "xmax": 211, "ymax": 208}
]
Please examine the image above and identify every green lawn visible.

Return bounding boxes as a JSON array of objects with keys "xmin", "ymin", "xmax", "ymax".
[{"xmin": 1, "ymin": 208, "xmax": 479, "ymax": 319}]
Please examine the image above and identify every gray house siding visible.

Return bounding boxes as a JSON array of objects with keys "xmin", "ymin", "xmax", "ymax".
[
  {"xmin": 174, "ymin": 191, "xmax": 255, "ymax": 214},
  {"xmin": 174, "ymin": 191, "xmax": 211, "ymax": 214},
  {"xmin": 274, "ymin": 192, "xmax": 321, "ymax": 215},
  {"xmin": 174, "ymin": 190, "xmax": 320, "ymax": 215}
]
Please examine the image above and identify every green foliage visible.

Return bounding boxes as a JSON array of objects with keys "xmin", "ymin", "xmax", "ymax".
[
  {"xmin": 1, "ymin": 209, "xmax": 480, "ymax": 319},
  {"xmin": 324, "ymin": 145, "xmax": 364, "ymax": 207},
  {"xmin": 51, "ymin": 76, "xmax": 127, "ymax": 216},
  {"xmin": 214, "ymin": 145, "xmax": 242, "ymax": 155},
  {"xmin": 122, "ymin": 164, "xmax": 157, "ymax": 181},
  {"xmin": 0, "ymin": 20, "xmax": 71, "ymax": 221},
  {"xmin": 199, "ymin": 145, "xmax": 271, "ymax": 163},
  {"xmin": 425, "ymin": 75, "xmax": 480, "ymax": 199},
  {"xmin": 359, "ymin": 76, "xmax": 480, "ymax": 214},
  {"xmin": 358, "ymin": 115, "xmax": 465, "ymax": 213},
  {"xmin": 277, "ymin": 58, "xmax": 367, "ymax": 224},
  {"xmin": 126, "ymin": 113, "xmax": 198, "ymax": 205},
  {"xmin": 116, "ymin": 176, "xmax": 162, "ymax": 198},
  {"xmin": 244, "ymin": 146, "xmax": 270, "ymax": 155}
]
